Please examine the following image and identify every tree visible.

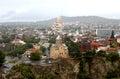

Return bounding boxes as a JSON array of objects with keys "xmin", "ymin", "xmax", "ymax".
[
  {"xmin": 12, "ymin": 63, "xmax": 35, "ymax": 79},
  {"xmin": 70, "ymin": 52, "xmax": 82, "ymax": 60},
  {"xmin": 97, "ymin": 50, "xmax": 106, "ymax": 57},
  {"xmin": 0, "ymin": 50, "xmax": 5, "ymax": 67},
  {"xmin": 84, "ymin": 50, "xmax": 96, "ymax": 77},
  {"xmin": 111, "ymin": 43, "xmax": 117, "ymax": 48},
  {"xmin": 84, "ymin": 50, "xmax": 96, "ymax": 62},
  {"xmin": 30, "ymin": 52, "xmax": 41, "ymax": 61},
  {"xmin": 40, "ymin": 46, "xmax": 46, "ymax": 53},
  {"xmin": 25, "ymin": 43, "xmax": 33, "ymax": 49},
  {"xmin": 106, "ymin": 69, "xmax": 117, "ymax": 78},
  {"xmin": 48, "ymin": 37, "xmax": 56, "ymax": 43},
  {"xmin": 9, "ymin": 45, "xmax": 27, "ymax": 57},
  {"xmin": 23, "ymin": 37, "xmax": 39, "ymax": 43},
  {"xmin": 77, "ymin": 52, "xmax": 89, "ymax": 79},
  {"xmin": 106, "ymin": 52, "xmax": 119, "ymax": 63}
]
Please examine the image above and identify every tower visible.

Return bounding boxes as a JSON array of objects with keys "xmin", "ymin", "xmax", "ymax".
[
  {"xmin": 56, "ymin": 35, "xmax": 62, "ymax": 45},
  {"xmin": 51, "ymin": 16, "xmax": 64, "ymax": 31}
]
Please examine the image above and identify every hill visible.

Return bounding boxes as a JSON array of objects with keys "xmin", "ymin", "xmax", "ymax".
[{"xmin": 37, "ymin": 16, "xmax": 120, "ymax": 25}]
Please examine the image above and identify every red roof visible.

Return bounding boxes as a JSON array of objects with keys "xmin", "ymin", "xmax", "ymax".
[
  {"xmin": 27, "ymin": 48, "xmax": 38, "ymax": 51},
  {"xmin": 91, "ymin": 43, "xmax": 104, "ymax": 47},
  {"xmin": 107, "ymin": 48, "xmax": 117, "ymax": 51},
  {"xmin": 117, "ymin": 46, "xmax": 120, "ymax": 49}
]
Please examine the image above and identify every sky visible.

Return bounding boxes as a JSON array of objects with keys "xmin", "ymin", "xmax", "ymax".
[{"xmin": 0, "ymin": 0, "xmax": 120, "ymax": 22}]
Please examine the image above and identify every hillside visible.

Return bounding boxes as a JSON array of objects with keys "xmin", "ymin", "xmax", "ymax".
[
  {"xmin": 1, "ymin": 16, "xmax": 120, "ymax": 28},
  {"xmin": 37, "ymin": 16, "xmax": 120, "ymax": 25},
  {"xmin": 6, "ymin": 57, "xmax": 120, "ymax": 79}
]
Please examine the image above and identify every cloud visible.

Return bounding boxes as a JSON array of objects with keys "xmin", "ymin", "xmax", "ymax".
[
  {"xmin": 0, "ymin": 0, "xmax": 120, "ymax": 22},
  {"xmin": 0, "ymin": 11, "xmax": 17, "ymax": 19}
]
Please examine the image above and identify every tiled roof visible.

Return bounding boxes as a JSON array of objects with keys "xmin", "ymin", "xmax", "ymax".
[{"xmin": 107, "ymin": 48, "xmax": 117, "ymax": 51}]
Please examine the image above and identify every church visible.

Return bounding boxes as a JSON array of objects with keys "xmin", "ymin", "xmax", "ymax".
[{"xmin": 50, "ymin": 35, "xmax": 69, "ymax": 59}]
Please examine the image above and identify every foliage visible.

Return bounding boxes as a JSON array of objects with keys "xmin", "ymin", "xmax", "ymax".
[
  {"xmin": 63, "ymin": 37, "xmax": 80, "ymax": 55},
  {"xmin": 0, "ymin": 35, "xmax": 11, "ymax": 43},
  {"xmin": 78, "ymin": 53, "xmax": 89, "ymax": 79},
  {"xmin": 40, "ymin": 46, "xmax": 46, "ymax": 53},
  {"xmin": 83, "ymin": 50, "xmax": 96, "ymax": 76},
  {"xmin": 97, "ymin": 50, "xmax": 106, "ymax": 57},
  {"xmin": 78, "ymin": 73, "xmax": 89, "ymax": 79},
  {"xmin": 63, "ymin": 36, "xmax": 70, "ymax": 43},
  {"xmin": 8, "ymin": 43, "xmax": 33, "ymax": 57},
  {"xmin": 70, "ymin": 52, "xmax": 82, "ymax": 60},
  {"xmin": 9, "ymin": 44, "xmax": 27, "ymax": 56},
  {"xmin": 111, "ymin": 43, "xmax": 117, "ymax": 48},
  {"xmin": 84, "ymin": 50, "xmax": 96, "ymax": 62},
  {"xmin": 40, "ymin": 73, "xmax": 54, "ymax": 79},
  {"xmin": 30, "ymin": 52, "xmax": 41, "ymax": 60},
  {"xmin": 13, "ymin": 63, "xmax": 35, "ymax": 79},
  {"xmin": 25, "ymin": 43, "xmax": 33, "ymax": 48},
  {"xmin": 23, "ymin": 37, "xmax": 40, "ymax": 43},
  {"xmin": 106, "ymin": 52, "xmax": 119, "ymax": 63},
  {"xmin": 0, "ymin": 49, "xmax": 5, "ymax": 67},
  {"xmin": 48, "ymin": 37, "xmax": 56, "ymax": 43},
  {"xmin": 106, "ymin": 69, "xmax": 118, "ymax": 78},
  {"xmin": 67, "ymin": 41, "xmax": 79, "ymax": 53}
]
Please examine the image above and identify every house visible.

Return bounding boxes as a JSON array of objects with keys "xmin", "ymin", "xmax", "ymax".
[
  {"xmin": 23, "ymin": 48, "xmax": 42, "ymax": 58},
  {"xmin": 79, "ymin": 40, "xmax": 91, "ymax": 52},
  {"xmin": 11, "ymin": 39, "xmax": 26, "ymax": 45},
  {"xmin": 50, "ymin": 35, "xmax": 69, "ymax": 59},
  {"xmin": 91, "ymin": 41, "xmax": 104, "ymax": 50}
]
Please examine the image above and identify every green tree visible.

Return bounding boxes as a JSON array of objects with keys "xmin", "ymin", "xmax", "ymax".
[
  {"xmin": 111, "ymin": 43, "xmax": 117, "ymax": 48},
  {"xmin": 9, "ymin": 45, "xmax": 27, "ymax": 57},
  {"xmin": 13, "ymin": 63, "xmax": 35, "ymax": 79},
  {"xmin": 77, "ymin": 52, "xmax": 89, "ymax": 79},
  {"xmin": 23, "ymin": 37, "xmax": 39, "ymax": 43},
  {"xmin": 106, "ymin": 69, "xmax": 117, "ymax": 78},
  {"xmin": 0, "ymin": 35, "xmax": 11, "ymax": 43},
  {"xmin": 84, "ymin": 50, "xmax": 96, "ymax": 62},
  {"xmin": 0, "ymin": 50, "xmax": 5, "ymax": 67},
  {"xmin": 78, "ymin": 73, "xmax": 89, "ymax": 79},
  {"xmin": 97, "ymin": 50, "xmax": 106, "ymax": 57},
  {"xmin": 40, "ymin": 46, "xmax": 46, "ymax": 53},
  {"xmin": 63, "ymin": 37, "xmax": 80, "ymax": 56},
  {"xmin": 30, "ymin": 52, "xmax": 41, "ymax": 60},
  {"xmin": 48, "ymin": 37, "xmax": 56, "ymax": 43},
  {"xmin": 25, "ymin": 43, "xmax": 33, "ymax": 49},
  {"xmin": 40, "ymin": 73, "xmax": 54, "ymax": 79},
  {"xmin": 84, "ymin": 50, "xmax": 96, "ymax": 77},
  {"xmin": 106, "ymin": 52, "xmax": 119, "ymax": 63}
]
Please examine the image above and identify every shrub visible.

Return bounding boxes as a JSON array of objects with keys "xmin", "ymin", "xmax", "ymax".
[{"xmin": 30, "ymin": 52, "xmax": 41, "ymax": 61}]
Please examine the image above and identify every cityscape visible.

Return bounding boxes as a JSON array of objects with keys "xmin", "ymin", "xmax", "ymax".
[{"xmin": 0, "ymin": 0, "xmax": 120, "ymax": 79}]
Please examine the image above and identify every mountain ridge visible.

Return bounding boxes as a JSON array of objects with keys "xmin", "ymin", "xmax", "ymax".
[{"xmin": 36, "ymin": 16, "xmax": 120, "ymax": 25}]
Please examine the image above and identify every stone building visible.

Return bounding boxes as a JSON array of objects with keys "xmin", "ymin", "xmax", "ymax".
[{"xmin": 50, "ymin": 35, "xmax": 69, "ymax": 59}]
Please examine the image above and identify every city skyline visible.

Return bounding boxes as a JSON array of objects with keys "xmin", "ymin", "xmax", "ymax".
[{"xmin": 0, "ymin": 0, "xmax": 120, "ymax": 22}]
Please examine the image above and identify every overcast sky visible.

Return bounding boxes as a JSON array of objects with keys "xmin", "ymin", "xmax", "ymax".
[{"xmin": 0, "ymin": 0, "xmax": 120, "ymax": 22}]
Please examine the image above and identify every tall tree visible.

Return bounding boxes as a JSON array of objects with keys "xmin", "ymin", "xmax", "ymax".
[
  {"xmin": 0, "ymin": 50, "xmax": 5, "ymax": 67},
  {"xmin": 110, "ymin": 30, "xmax": 115, "ymax": 39}
]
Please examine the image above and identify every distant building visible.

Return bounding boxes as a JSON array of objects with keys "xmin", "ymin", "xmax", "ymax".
[
  {"xmin": 50, "ymin": 35, "xmax": 69, "ymax": 59},
  {"xmin": 11, "ymin": 39, "xmax": 26, "ymax": 45},
  {"xmin": 23, "ymin": 48, "xmax": 42, "ymax": 58},
  {"xmin": 96, "ymin": 29, "xmax": 120, "ymax": 37},
  {"xmin": 91, "ymin": 41, "xmax": 104, "ymax": 50},
  {"xmin": 79, "ymin": 38, "xmax": 91, "ymax": 52}
]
